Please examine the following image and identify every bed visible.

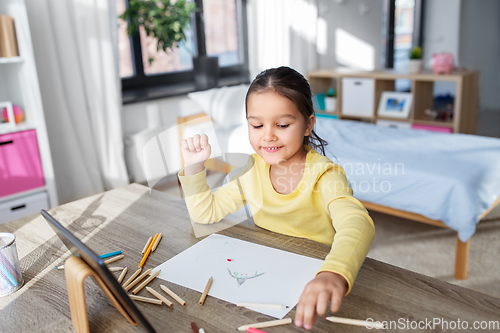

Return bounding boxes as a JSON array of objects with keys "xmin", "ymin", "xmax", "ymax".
[{"xmin": 178, "ymin": 85, "xmax": 500, "ymax": 280}]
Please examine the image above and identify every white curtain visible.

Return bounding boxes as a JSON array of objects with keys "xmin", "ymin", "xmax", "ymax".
[
  {"xmin": 247, "ymin": 0, "xmax": 319, "ymax": 79},
  {"xmin": 25, "ymin": 0, "xmax": 128, "ymax": 204}
]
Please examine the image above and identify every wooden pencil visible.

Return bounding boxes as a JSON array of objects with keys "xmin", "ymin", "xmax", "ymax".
[
  {"xmin": 104, "ymin": 254, "xmax": 125, "ymax": 265},
  {"xmin": 236, "ymin": 302, "xmax": 289, "ymax": 309},
  {"xmin": 146, "ymin": 286, "xmax": 173, "ymax": 307},
  {"xmin": 198, "ymin": 276, "xmax": 213, "ymax": 305},
  {"xmin": 132, "ymin": 270, "xmax": 161, "ymax": 294},
  {"xmin": 108, "ymin": 267, "xmax": 125, "ymax": 272},
  {"xmin": 160, "ymin": 284, "xmax": 186, "ymax": 306},
  {"xmin": 141, "ymin": 237, "xmax": 153, "ymax": 254},
  {"xmin": 122, "ymin": 267, "xmax": 142, "ymax": 288},
  {"xmin": 129, "ymin": 294, "xmax": 162, "ymax": 305},
  {"xmin": 237, "ymin": 318, "xmax": 292, "ymax": 331},
  {"xmin": 124, "ymin": 268, "xmax": 152, "ymax": 291},
  {"xmin": 138, "ymin": 234, "xmax": 158, "ymax": 268},
  {"xmin": 325, "ymin": 316, "xmax": 384, "ymax": 329},
  {"xmin": 117, "ymin": 267, "xmax": 128, "ymax": 284},
  {"xmin": 151, "ymin": 233, "xmax": 163, "ymax": 252}
]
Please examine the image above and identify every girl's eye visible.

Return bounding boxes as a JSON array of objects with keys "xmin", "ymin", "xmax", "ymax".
[
  {"xmin": 278, "ymin": 124, "xmax": 290, "ymax": 128},
  {"xmin": 252, "ymin": 125, "xmax": 263, "ymax": 129}
]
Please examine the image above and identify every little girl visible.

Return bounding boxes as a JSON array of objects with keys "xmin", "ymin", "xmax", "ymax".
[{"xmin": 178, "ymin": 67, "xmax": 375, "ymax": 330}]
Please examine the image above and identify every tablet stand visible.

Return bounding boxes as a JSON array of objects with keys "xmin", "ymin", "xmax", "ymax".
[{"xmin": 64, "ymin": 256, "xmax": 137, "ymax": 333}]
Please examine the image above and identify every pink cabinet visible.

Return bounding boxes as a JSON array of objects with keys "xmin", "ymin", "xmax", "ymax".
[{"xmin": 0, "ymin": 130, "xmax": 44, "ymax": 197}]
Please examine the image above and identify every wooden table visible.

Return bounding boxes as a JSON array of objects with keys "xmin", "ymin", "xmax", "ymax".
[{"xmin": 1, "ymin": 184, "xmax": 499, "ymax": 332}]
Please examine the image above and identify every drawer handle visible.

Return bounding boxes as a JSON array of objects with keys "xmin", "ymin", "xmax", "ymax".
[
  {"xmin": 354, "ymin": 82, "xmax": 362, "ymax": 85},
  {"xmin": 11, "ymin": 204, "xmax": 26, "ymax": 211},
  {"xmin": 0, "ymin": 140, "xmax": 13, "ymax": 146}
]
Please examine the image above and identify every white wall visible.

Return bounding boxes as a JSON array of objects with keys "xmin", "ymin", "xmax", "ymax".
[
  {"xmin": 459, "ymin": 0, "xmax": 500, "ymax": 112},
  {"xmin": 317, "ymin": 0, "xmax": 385, "ymax": 70}
]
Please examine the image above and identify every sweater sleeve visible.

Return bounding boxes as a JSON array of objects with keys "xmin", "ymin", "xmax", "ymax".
[
  {"xmin": 317, "ymin": 163, "xmax": 375, "ymax": 295},
  {"xmin": 178, "ymin": 168, "xmax": 247, "ymax": 224}
]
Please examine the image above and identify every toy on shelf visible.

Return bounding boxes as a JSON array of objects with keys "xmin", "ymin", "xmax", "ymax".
[
  {"xmin": 431, "ymin": 53, "xmax": 454, "ymax": 74},
  {"xmin": 1, "ymin": 103, "xmax": 23, "ymax": 124}
]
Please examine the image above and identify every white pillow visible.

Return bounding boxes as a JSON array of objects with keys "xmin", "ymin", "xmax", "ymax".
[{"xmin": 187, "ymin": 84, "xmax": 249, "ymax": 129}]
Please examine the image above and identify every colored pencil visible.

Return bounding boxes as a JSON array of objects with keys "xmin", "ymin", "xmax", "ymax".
[
  {"xmin": 124, "ymin": 268, "xmax": 152, "ymax": 291},
  {"xmin": 117, "ymin": 267, "xmax": 128, "ymax": 284},
  {"xmin": 237, "ymin": 302, "xmax": 289, "ymax": 309},
  {"xmin": 141, "ymin": 237, "xmax": 153, "ymax": 254},
  {"xmin": 160, "ymin": 284, "xmax": 186, "ymax": 306},
  {"xmin": 98, "ymin": 250, "xmax": 122, "ymax": 259},
  {"xmin": 108, "ymin": 267, "xmax": 125, "ymax": 272},
  {"xmin": 104, "ymin": 254, "xmax": 124, "ymax": 264},
  {"xmin": 132, "ymin": 270, "xmax": 160, "ymax": 294},
  {"xmin": 325, "ymin": 316, "xmax": 384, "ymax": 329},
  {"xmin": 151, "ymin": 233, "xmax": 163, "ymax": 252},
  {"xmin": 129, "ymin": 295, "xmax": 162, "ymax": 305},
  {"xmin": 191, "ymin": 322, "xmax": 198, "ymax": 333},
  {"xmin": 237, "ymin": 318, "xmax": 292, "ymax": 331},
  {"xmin": 146, "ymin": 286, "xmax": 173, "ymax": 307},
  {"xmin": 122, "ymin": 267, "xmax": 142, "ymax": 288},
  {"xmin": 199, "ymin": 329, "xmax": 206, "ymax": 333},
  {"xmin": 198, "ymin": 276, "xmax": 213, "ymax": 305},
  {"xmin": 247, "ymin": 328, "xmax": 269, "ymax": 333},
  {"xmin": 138, "ymin": 234, "xmax": 158, "ymax": 268}
]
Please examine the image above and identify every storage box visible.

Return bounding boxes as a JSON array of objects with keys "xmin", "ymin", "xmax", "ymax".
[
  {"xmin": 0, "ymin": 191, "xmax": 49, "ymax": 224},
  {"xmin": 0, "ymin": 130, "xmax": 44, "ymax": 197},
  {"xmin": 411, "ymin": 124, "xmax": 452, "ymax": 133},
  {"xmin": 376, "ymin": 119, "xmax": 412, "ymax": 130},
  {"xmin": 341, "ymin": 77, "xmax": 375, "ymax": 117}
]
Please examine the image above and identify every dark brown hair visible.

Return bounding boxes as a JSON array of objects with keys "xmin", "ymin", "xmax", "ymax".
[{"xmin": 245, "ymin": 66, "xmax": 328, "ymax": 155}]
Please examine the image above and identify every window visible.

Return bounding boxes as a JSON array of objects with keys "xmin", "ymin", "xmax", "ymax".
[
  {"xmin": 384, "ymin": 0, "xmax": 424, "ymax": 70},
  {"xmin": 117, "ymin": 0, "xmax": 249, "ymax": 103}
]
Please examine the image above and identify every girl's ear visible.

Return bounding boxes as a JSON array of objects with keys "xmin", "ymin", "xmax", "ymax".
[{"xmin": 304, "ymin": 114, "xmax": 315, "ymax": 136}]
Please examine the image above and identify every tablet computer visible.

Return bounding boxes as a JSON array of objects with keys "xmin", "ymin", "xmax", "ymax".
[{"xmin": 41, "ymin": 209, "xmax": 156, "ymax": 332}]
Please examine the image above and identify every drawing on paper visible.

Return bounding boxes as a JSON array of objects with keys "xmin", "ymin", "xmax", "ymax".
[
  {"xmin": 195, "ymin": 241, "xmax": 247, "ymax": 263},
  {"xmin": 227, "ymin": 268, "xmax": 265, "ymax": 287}
]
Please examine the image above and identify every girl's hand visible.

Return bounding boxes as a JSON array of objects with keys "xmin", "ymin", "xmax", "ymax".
[
  {"xmin": 181, "ymin": 134, "xmax": 211, "ymax": 175},
  {"xmin": 294, "ymin": 271, "xmax": 347, "ymax": 330}
]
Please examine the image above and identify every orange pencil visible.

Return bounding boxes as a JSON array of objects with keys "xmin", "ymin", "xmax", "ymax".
[{"xmin": 139, "ymin": 233, "xmax": 158, "ymax": 268}]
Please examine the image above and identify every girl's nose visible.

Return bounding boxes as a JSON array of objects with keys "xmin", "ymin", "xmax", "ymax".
[{"xmin": 263, "ymin": 127, "xmax": 277, "ymax": 142}]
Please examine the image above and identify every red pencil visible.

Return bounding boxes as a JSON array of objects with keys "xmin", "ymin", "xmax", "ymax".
[
  {"xmin": 191, "ymin": 322, "xmax": 199, "ymax": 333},
  {"xmin": 247, "ymin": 327, "xmax": 269, "ymax": 333}
]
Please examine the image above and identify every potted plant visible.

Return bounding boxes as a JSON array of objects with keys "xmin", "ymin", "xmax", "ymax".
[
  {"xmin": 120, "ymin": 0, "xmax": 220, "ymax": 90},
  {"xmin": 324, "ymin": 87, "xmax": 337, "ymax": 112},
  {"xmin": 408, "ymin": 46, "xmax": 422, "ymax": 74}
]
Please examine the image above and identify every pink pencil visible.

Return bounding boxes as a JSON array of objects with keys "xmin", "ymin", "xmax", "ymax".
[{"xmin": 247, "ymin": 328, "xmax": 269, "ymax": 333}]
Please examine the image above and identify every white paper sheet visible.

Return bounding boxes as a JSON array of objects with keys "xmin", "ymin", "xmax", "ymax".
[{"xmin": 155, "ymin": 234, "xmax": 323, "ymax": 318}]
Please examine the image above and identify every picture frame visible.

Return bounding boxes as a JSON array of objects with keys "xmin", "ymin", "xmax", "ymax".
[
  {"xmin": 0, "ymin": 101, "xmax": 16, "ymax": 130},
  {"xmin": 377, "ymin": 92, "xmax": 413, "ymax": 119}
]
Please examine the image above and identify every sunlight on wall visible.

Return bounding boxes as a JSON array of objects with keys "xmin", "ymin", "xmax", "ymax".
[
  {"xmin": 317, "ymin": 17, "xmax": 327, "ymax": 56},
  {"xmin": 290, "ymin": 0, "xmax": 317, "ymax": 43},
  {"xmin": 335, "ymin": 28, "xmax": 375, "ymax": 70}
]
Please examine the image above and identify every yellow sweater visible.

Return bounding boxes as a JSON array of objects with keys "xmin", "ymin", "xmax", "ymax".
[{"xmin": 178, "ymin": 147, "xmax": 375, "ymax": 294}]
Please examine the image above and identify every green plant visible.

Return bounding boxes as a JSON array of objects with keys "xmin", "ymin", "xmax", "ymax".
[
  {"xmin": 120, "ymin": 0, "xmax": 197, "ymax": 64},
  {"xmin": 409, "ymin": 46, "xmax": 422, "ymax": 60},
  {"xmin": 326, "ymin": 87, "xmax": 336, "ymax": 98}
]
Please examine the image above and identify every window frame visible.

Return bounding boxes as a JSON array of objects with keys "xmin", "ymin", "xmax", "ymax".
[
  {"xmin": 384, "ymin": 0, "xmax": 425, "ymax": 69},
  {"xmin": 120, "ymin": 0, "xmax": 250, "ymax": 103}
]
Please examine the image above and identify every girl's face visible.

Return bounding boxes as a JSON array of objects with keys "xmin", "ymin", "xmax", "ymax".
[{"xmin": 246, "ymin": 90, "xmax": 315, "ymax": 167}]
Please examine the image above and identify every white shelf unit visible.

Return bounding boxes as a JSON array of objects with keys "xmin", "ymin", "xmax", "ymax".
[{"xmin": 0, "ymin": 0, "xmax": 58, "ymax": 223}]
